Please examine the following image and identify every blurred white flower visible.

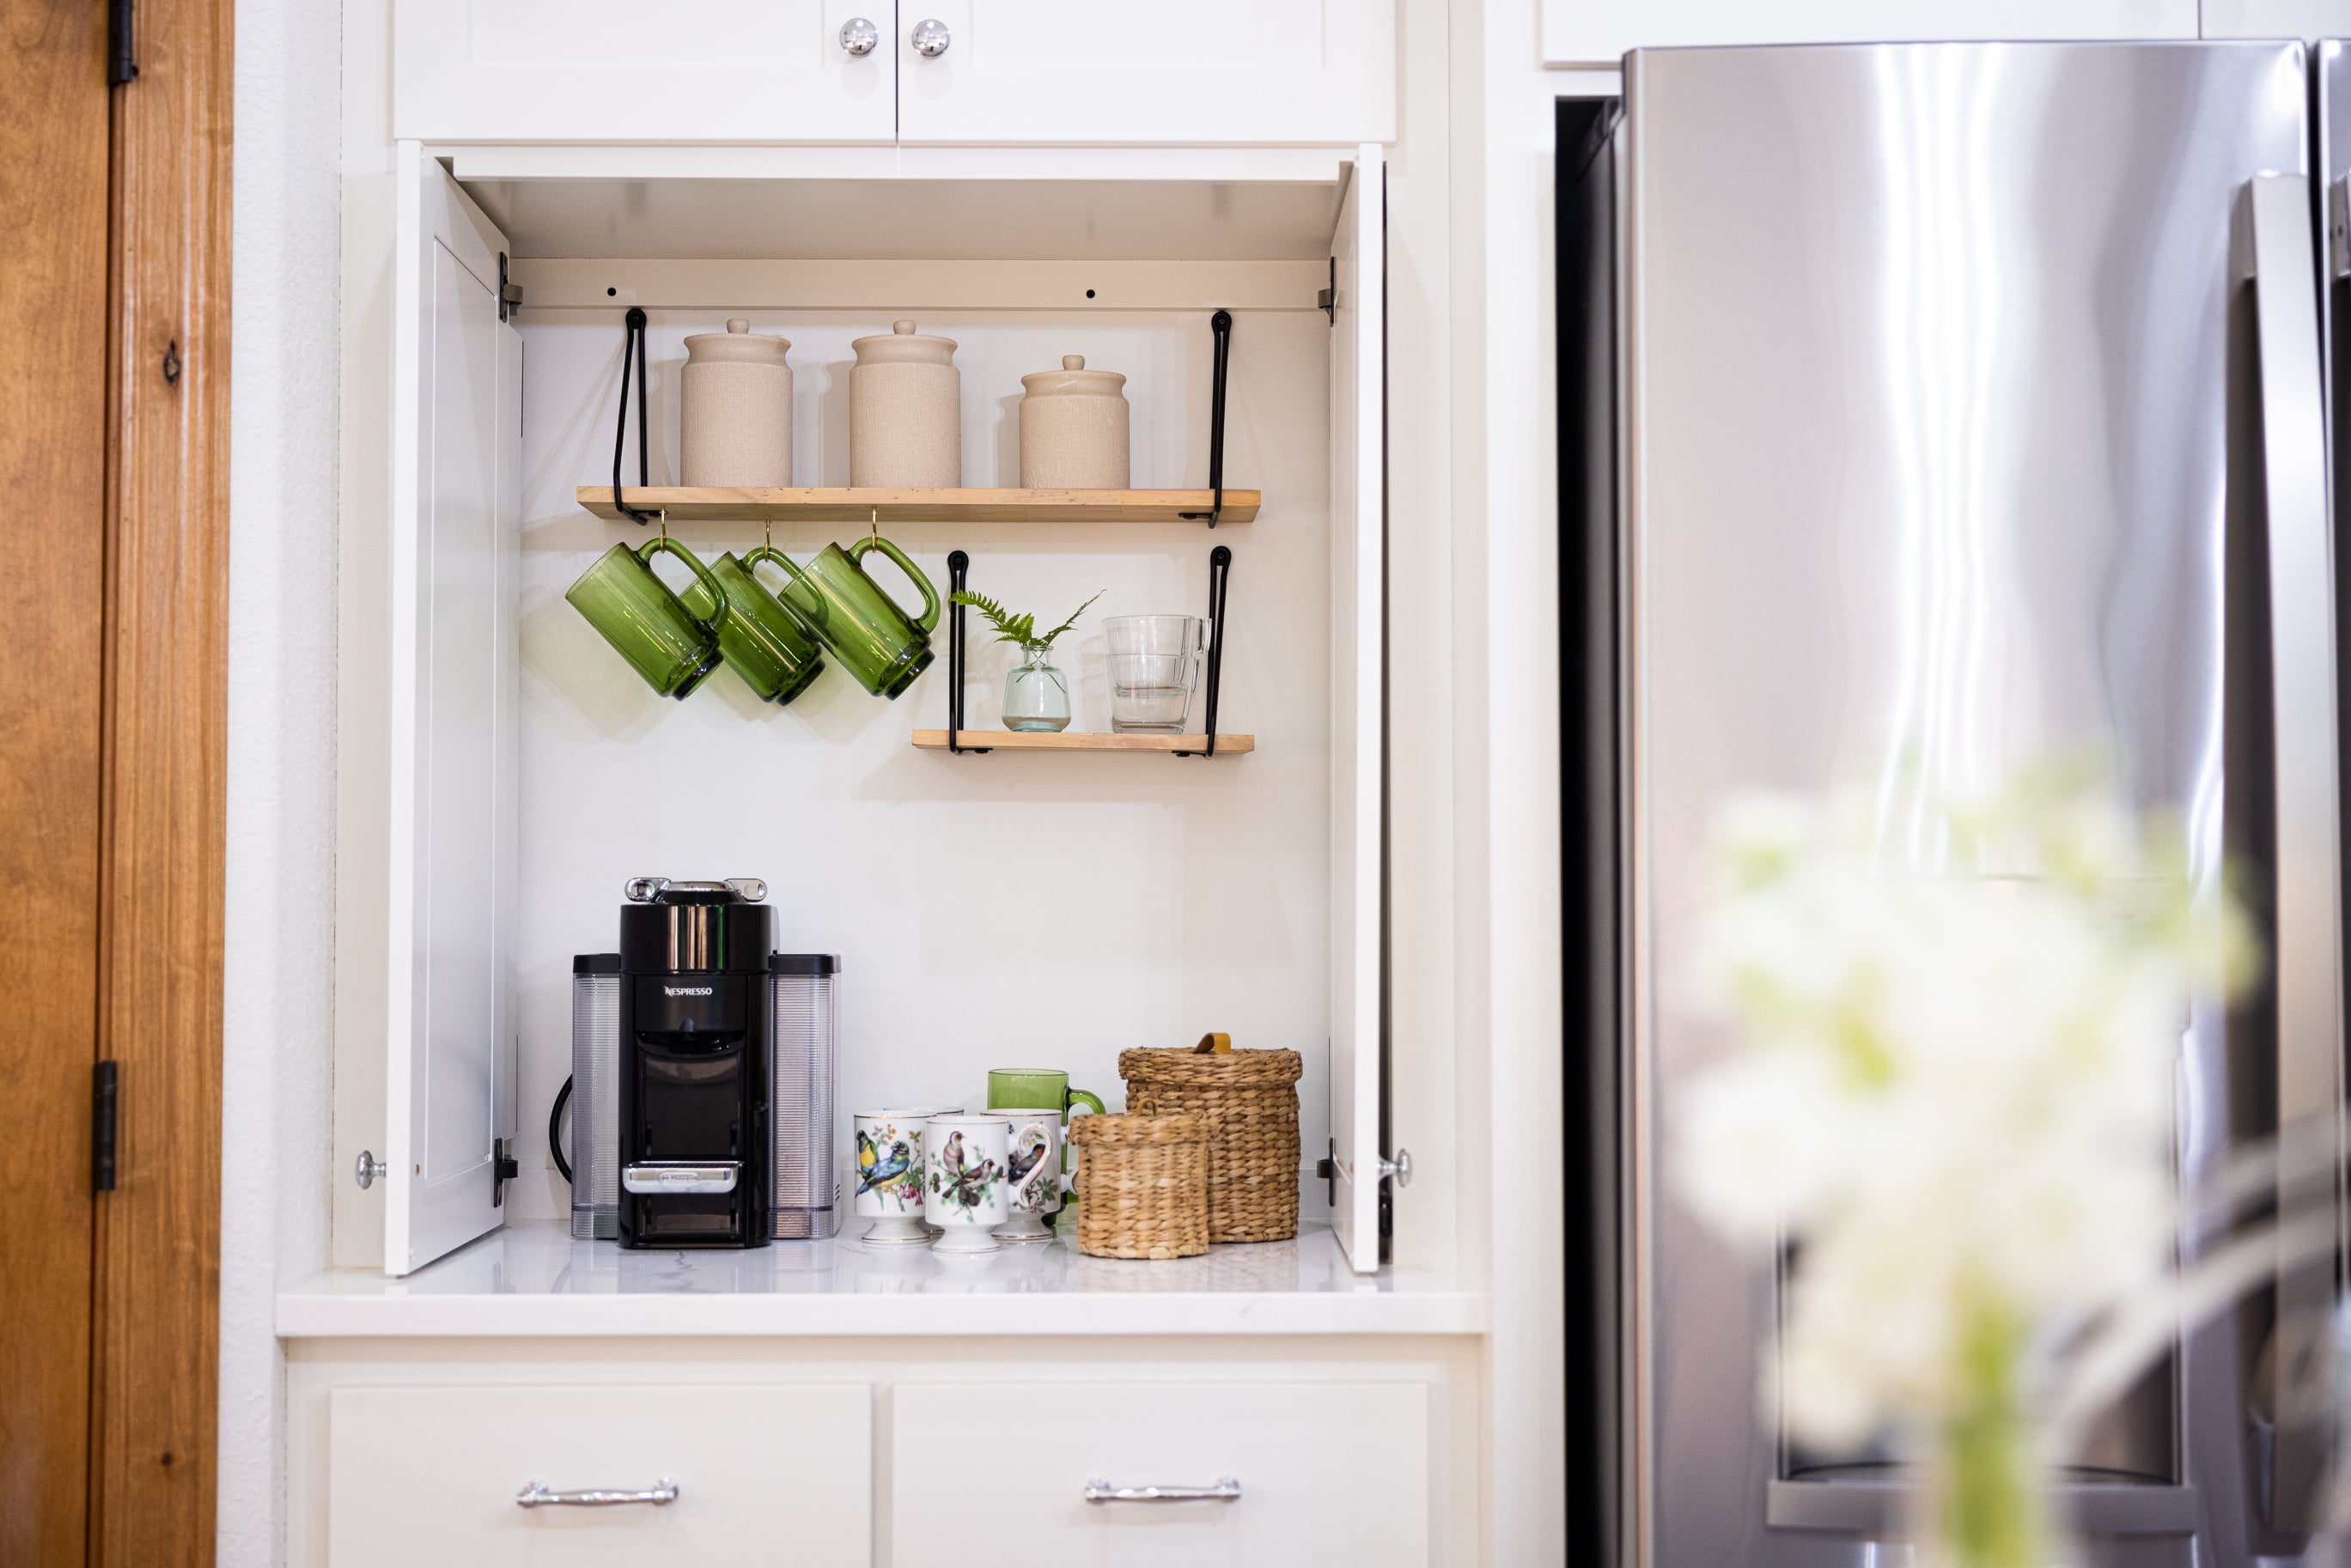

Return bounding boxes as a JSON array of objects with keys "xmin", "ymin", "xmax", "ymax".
[{"xmin": 1673, "ymin": 763, "xmax": 2248, "ymax": 1459}]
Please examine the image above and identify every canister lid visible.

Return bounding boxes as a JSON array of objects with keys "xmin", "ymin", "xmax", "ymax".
[
  {"xmin": 1020, "ymin": 353, "xmax": 1127, "ymax": 398},
  {"xmin": 768, "ymin": 953, "xmax": 842, "ymax": 975},
  {"xmin": 684, "ymin": 318, "xmax": 791, "ymax": 364},
  {"xmin": 573, "ymin": 952, "xmax": 622, "ymax": 974},
  {"xmin": 850, "ymin": 318, "xmax": 959, "ymax": 365}
]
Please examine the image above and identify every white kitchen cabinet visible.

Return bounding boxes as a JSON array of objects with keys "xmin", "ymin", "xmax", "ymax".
[
  {"xmin": 393, "ymin": 0, "xmax": 895, "ymax": 143},
  {"xmin": 283, "ymin": 1331, "xmax": 1477, "ymax": 1568},
  {"xmin": 894, "ymin": 0, "xmax": 1395, "ymax": 146},
  {"xmin": 326, "ymin": 1383, "xmax": 871, "ymax": 1565},
  {"xmin": 391, "ymin": 0, "xmax": 1391, "ymax": 146},
  {"xmin": 1540, "ymin": 0, "xmax": 2197, "ymax": 70},
  {"xmin": 892, "ymin": 1380, "xmax": 1429, "ymax": 1566},
  {"xmin": 356, "ymin": 150, "xmax": 1394, "ymax": 1276}
]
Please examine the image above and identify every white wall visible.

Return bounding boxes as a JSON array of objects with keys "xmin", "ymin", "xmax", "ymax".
[
  {"xmin": 505, "ymin": 303, "xmax": 1338, "ymax": 1219},
  {"xmin": 222, "ymin": 0, "xmax": 343, "ymax": 1558}
]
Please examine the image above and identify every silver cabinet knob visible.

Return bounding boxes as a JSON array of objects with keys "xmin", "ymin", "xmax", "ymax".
[
  {"xmin": 354, "ymin": 1151, "xmax": 388, "ymax": 1189},
  {"xmin": 838, "ymin": 16, "xmax": 878, "ymax": 56},
  {"xmin": 911, "ymin": 17, "xmax": 951, "ymax": 57},
  {"xmin": 1375, "ymin": 1149, "xmax": 1413, "ymax": 1188}
]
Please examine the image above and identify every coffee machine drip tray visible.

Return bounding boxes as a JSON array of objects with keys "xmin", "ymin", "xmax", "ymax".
[{"xmin": 622, "ymin": 1161, "xmax": 741, "ymax": 1195}]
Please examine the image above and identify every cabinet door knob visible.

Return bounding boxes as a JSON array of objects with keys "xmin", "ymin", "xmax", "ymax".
[
  {"xmin": 838, "ymin": 16, "xmax": 879, "ymax": 56},
  {"xmin": 353, "ymin": 1151, "xmax": 387, "ymax": 1189},
  {"xmin": 911, "ymin": 17, "xmax": 951, "ymax": 57}
]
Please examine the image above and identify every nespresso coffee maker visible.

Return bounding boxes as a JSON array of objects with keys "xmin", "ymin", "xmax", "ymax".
[{"xmin": 617, "ymin": 876, "xmax": 772, "ymax": 1248}]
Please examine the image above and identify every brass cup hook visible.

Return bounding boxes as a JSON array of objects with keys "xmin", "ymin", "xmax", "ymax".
[
  {"xmin": 657, "ymin": 508, "xmax": 669, "ymax": 544},
  {"xmin": 869, "ymin": 506, "xmax": 880, "ymax": 548}
]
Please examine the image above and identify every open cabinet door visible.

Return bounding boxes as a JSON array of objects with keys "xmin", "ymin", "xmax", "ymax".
[
  {"xmin": 383, "ymin": 144, "xmax": 522, "ymax": 1275},
  {"xmin": 1330, "ymin": 149, "xmax": 1387, "ymax": 1273}
]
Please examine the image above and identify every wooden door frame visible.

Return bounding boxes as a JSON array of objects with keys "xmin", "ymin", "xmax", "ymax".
[{"xmin": 88, "ymin": 0, "xmax": 231, "ymax": 1560}]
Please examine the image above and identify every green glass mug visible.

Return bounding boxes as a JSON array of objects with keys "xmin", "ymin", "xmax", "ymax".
[
  {"xmin": 564, "ymin": 537, "xmax": 729, "ymax": 700},
  {"xmin": 986, "ymin": 1068, "xmax": 1108, "ymax": 1122},
  {"xmin": 670, "ymin": 544, "xmax": 826, "ymax": 706},
  {"xmin": 746, "ymin": 536, "xmax": 940, "ymax": 699}
]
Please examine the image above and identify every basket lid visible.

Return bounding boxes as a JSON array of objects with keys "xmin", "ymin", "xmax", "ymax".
[
  {"xmin": 1068, "ymin": 1111, "xmax": 1206, "ymax": 1146},
  {"xmin": 1117, "ymin": 1046, "xmax": 1303, "ymax": 1085}
]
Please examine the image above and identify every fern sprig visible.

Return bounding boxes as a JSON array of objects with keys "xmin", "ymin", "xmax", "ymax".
[{"xmin": 950, "ymin": 588, "xmax": 1105, "ymax": 653}]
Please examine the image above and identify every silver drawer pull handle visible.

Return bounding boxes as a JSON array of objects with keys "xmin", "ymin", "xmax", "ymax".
[
  {"xmin": 516, "ymin": 1477, "xmax": 679, "ymax": 1509},
  {"xmin": 1082, "ymin": 1474, "xmax": 1242, "ymax": 1504}
]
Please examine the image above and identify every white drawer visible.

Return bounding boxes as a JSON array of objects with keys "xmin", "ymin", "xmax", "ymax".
[
  {"xmin": 327, "ymin": 1383, "xmax": 870, "ymax": 1565},
  {"xmin": 891, "ymin": 1381, "xmax": 1428, "ymax": 1567}
]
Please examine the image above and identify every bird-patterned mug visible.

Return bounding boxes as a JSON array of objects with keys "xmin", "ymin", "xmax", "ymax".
[
  {"xmin": 993, "ymin": 1109, "xmax": 1064, "ymax": 1243},
  {"xmin": 924, "ymin": 1115, "xmax": 1011, "ymax": 1254},
  {"xmin": 852, "ymin": 1109, "xmax": 933, "ymax": 1247}
]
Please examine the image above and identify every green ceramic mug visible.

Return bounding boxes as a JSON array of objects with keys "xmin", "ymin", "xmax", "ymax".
[
  {"xmin": 671, "ymin": 544, "xmax": 827, "ymax": 706},
  {"xmin": 564, "ymin": 537, "xmax": 729, "ymax": 700},
  {"xmin": 746, "ymin": 536, "xmax": 940, "ymax": 700}
]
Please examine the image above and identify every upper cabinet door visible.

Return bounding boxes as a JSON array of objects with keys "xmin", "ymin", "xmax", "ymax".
[
  {"xmin": 393, "ymin": 0, "xmax": 896, "ymax": 142},
  {"xmin": 1329, "ymin": 149, "xmax": 1386, "ymax": 1274},
  {"xmin": 384, "ymin": 147, "xmax": 522, "ymax": 1275},
  {"xmin": 896, "ymin": 0, "xmax": 1394, "ymax": 145},
  {"xmin": 1542, "ymin": 1, "xmax": 2196, "ymax": 69}
]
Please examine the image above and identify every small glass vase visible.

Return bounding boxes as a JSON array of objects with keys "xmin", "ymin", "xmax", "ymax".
[{"xmin": 1002, "ymin": 646, "xmax": 1070, "ymax": 732}]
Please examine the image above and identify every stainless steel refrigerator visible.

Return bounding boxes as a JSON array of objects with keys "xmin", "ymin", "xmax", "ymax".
[{"xmin": 1562, "ymin": 40, "xmax": 2351, "ymax": 1568}]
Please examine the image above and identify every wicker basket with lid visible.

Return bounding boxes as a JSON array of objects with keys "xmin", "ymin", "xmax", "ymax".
[
  {"xmin": 1067, "ymin": 1113, "xmax": 1209, "ymax": 1260},
  {"xmin": 1118, "ymin": 1040, "xmax": 1302, "ymax": 1243}
]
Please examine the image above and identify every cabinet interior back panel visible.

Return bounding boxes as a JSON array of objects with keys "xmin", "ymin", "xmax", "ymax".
[{"xmin": 507, "ymin": 307, "xmax": 1332, "ymax": 1221}]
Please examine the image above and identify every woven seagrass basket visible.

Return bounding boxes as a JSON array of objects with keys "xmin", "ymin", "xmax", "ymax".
[
  {"xmin": 1118, "ymin": 1043, "xmax": 1302, "ymax": 1243},
  {"xmin": 1068, "ymin": 1113, "xmax": 1210, "ymax": 1260}
]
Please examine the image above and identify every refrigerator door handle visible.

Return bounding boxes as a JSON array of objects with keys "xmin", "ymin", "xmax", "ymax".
[{"xmin": 2238, "ymin": 170, "xmax": 2346, "ymax": 1538}]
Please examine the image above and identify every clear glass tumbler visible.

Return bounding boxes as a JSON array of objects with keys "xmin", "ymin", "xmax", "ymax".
[{"xmin": 1104, "ymin": 615, "xmax": 1204, "ymax": 732}]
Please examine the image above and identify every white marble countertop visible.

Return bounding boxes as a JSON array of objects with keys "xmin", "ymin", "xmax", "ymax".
[{"xmin": 276, "ymin": 1219, "xmax": 1485, "ymax": 1339}]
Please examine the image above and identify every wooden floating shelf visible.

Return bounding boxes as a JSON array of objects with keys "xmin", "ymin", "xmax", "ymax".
[
  {"xmin": 912, "ymin": 731, "xmax": 1256, "ymax": 754},
  {"xmin": 577, "ymin": 487, "xmax": 1261, "ymax": 525}
]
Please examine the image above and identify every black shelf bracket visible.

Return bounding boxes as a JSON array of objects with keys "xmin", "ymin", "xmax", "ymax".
[
  {"xmin": 1179, "ymin": 309, "xmax": 1233, "ymax": 527},
  {"xmin": 946, "ymin": 550, "xmax": 991, "ymax": 755},
  {"xmin": 611, "ymin": 307, "xmax": 659, "ymax": 524},
  {"xmin": 1175, "ymin": 544, "xmax": 1233, "ymax": 758}
]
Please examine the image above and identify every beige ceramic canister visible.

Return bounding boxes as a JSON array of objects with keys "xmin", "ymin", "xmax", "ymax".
[
  {"xmin": 850, "ymin": 319, "xmax": 962, "ymax": 488},
  {"xmin": 1018, "ymin": 355, "xmax": 1130, "ymax": 489},
  {"xmin": 680, "ymin": 319, "xmax": 794, "ymax": 487}
]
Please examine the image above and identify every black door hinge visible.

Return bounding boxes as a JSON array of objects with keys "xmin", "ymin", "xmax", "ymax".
[
  {"xmin": 108, "ymin": 0, "xmax": 137, "ymax": 85},
  {"xmin": 1318, "ymin": 256, "xmax": 1337, "ymax": 323},
  {"xmin": 94, "ymin": 1061, "xmax": 119, "ymax": 1192},
  {"xmin": 497, "ymin": 252, "xmax": 522, "ymax": 322},
  {"xmin": 1316, "ymin": 1137, "xmax": 1337, "ymax": 1206},
  {"xmin": 493, "ymin": 1136, "xmax": 519, "ymax": 1206}
]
